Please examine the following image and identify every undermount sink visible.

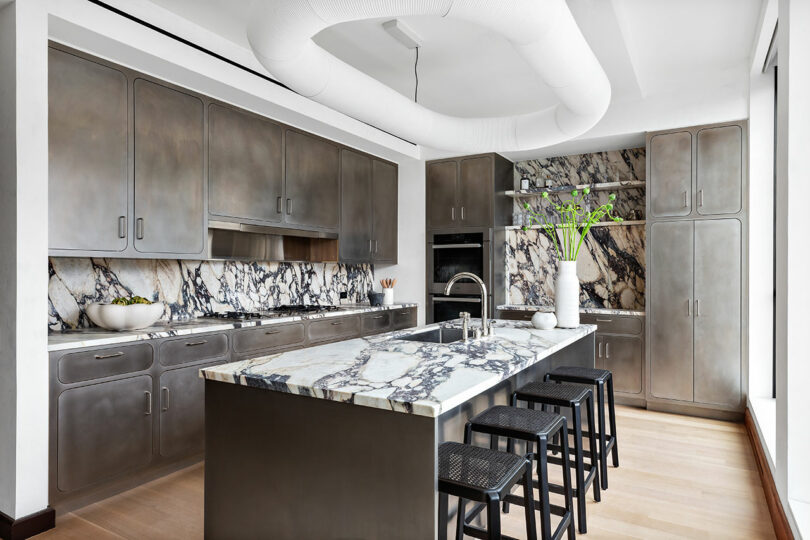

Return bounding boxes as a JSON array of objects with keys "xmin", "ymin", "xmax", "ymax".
[{"xmin": 397, "ymin": 327, "xmax": 465, "ymax": 344}]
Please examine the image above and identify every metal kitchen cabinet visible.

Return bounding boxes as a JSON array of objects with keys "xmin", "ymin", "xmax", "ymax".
[
  {"xmin": 48, "ymin": 47, "xmax": 129, "ymax": 253},
  {"xmin": 649, "ymin": 221, "xmax": 694, "ymax": 402},
  {"xmin": 458, "ymin": 156, "xmax": 492, "ymax": 227},
  {"xmin": 340, "ymin": 150, "xmax": 373, "ymax": 262},
  {"xmin": 697, "ymin": 126, "xmax": 743, "ymax": 216},
  {"xmin": 372, "ymin": 159, "xmax": 398, "ymax": 263},
  {"xmin": 208, "ymin": 104, "xmax": 284, "ymax": 223},
  {"xmin": 56, "ymin": 375, "xmax": 154, "ymax": 493},
  {"xmin": 284, "ymin": 130, "xmax": 340, "ymax": 231},
  {"xmin": 426, "ymin": 160, "xmax": 459, "ymax": 229},
  {"xmin": 693, "ymin": 219, "xmax": 741, "ymax": 406},
  {"xmin": 133, "ymin": 79, "xmax": 205, "ymax": 255},
  {"xmin": 598, "ymin": 335, "xmax": 643, "ymax": 395},
  {"xmin": 649, "ymin": 131, "xmax": 692, "ymax": 218}
]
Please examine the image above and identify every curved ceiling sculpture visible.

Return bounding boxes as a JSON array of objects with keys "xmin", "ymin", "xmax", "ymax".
[{"xmin": 247, "ymin": 0, "xmax": 611, "ymax": 153}]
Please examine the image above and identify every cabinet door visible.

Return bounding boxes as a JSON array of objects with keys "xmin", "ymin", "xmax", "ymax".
[
  {"xmin": 372, "ymin": 160, "xmax": 398, "ymax": 263},
  {"xmin": 57, "ymin": 375, "xmax": 153, "ymax": 492},
  {"xmin": 209, "ymin": 104, "xmax": 283, "ymax": 223},
  {"xmin": 458, "ymin": 156, "xmax": 492, "ymax": 227},
  {"xmin": 602, "ymin": 336, "xmax": 643, "ymax": 395},
  {"xmin": 134, "ymin": 79, "xmax": 204, "ymax": 254},
  {"xmin": 48, "ymin": 48, "xmax": 128, "ymax": 252},
  {"xmin": 649, "ymin": 131, "xmax": 692, "ymax": 218},
  {"xmin": 339, "ymin": 150, "xmax": 373, "ymax": 262},
  {"xmin": 159, "ymin": 361, "xmax": 223, "ymax": 458},
  {"xmin": 426, "ymin": 161, "xmax": 458, "ymax": 229},
  {"xmin": 694, "ymin": 219, "xmax": 741, "ymax": 406},
  {"xmin": 284, "ymin": 130, "xmax": 340, "ymax": 230},
  {"xmin": 649, "ymin": 221, "xmax": 694, "ymax": 401},
  {"xmin": 697, "ymin": 125, "xmax": 742, "ymax": 216}
]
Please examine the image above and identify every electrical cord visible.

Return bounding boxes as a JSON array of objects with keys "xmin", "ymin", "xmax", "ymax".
[{"xmin": 414, "ymin": 46, "xmax": 419, "ymax": 103}]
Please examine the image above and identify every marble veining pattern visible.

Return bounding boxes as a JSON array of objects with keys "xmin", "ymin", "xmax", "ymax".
[
  {"xmin": 200, "ymin": 320, "xmax": 596, "ymax": 417},
  {"xmin": 48, "ymin": 258, "xmax": 374, "ymax": 331}
]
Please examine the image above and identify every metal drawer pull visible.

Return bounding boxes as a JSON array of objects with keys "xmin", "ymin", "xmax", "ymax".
[
  {"xmin": 461, "ymin": 206, "xmax": 465, "ymax": 220},
  {"xmin": 331, "ymin": 321, "xmax": 343, "ymax": 325},
  {"xmin": 682, "ymin": 191, "xmax": 688, "ymax": 208},
  {"xmin": 276, "ymin": 196, "xmax": 282, "ymax": 213},
  {"xmin": 598, "ymin": 341, "xmax": 603, "ymax": 358},
  {"xmin": 118, "ymin": 216, "xmax": 127, "ymax": 239},
  {"xmin": 369, "ymin": 239, "xmax": 373, "ymax": 253},
  {"xmin": 595, "ymin": 318, "xmax": 613, "ymax": 323},
  {"xmin": 432, "ymin": 243, "xmax": 483, "ymax": 249},
  {"xmin": 372, "ymin": 315, "xmax": 384, "ymax": 319},
  {"xmin": 451, "ymin": 207, "xmax": 455, "ymax": 221},
  {"xmin": 265, "ymin": 329, "xmax": 281, "ymax": 335},
  {"xmin": 374, "ymin": 240, "xmax": 378, "ymax": 253},
  {"xmin": 605, "ymin": 342, "xmax": 610, "ymax": 358},
  {"xmin": 184, "ymin": 340, "xmax": 208, "ymax": 347},
  {"xmin": 698, "ymin": 189, "xmax": 704, "ymax": 207},
  {"xmin": 94, "ymin": 351, "xmax": 124, "ymax": 360},
  {"xmin": 136, "ymin": 218, "xmax": 144, "ymax": 239},
  {"xmin": 145, "ymin": 391, "xmax": 152, "ymax": 415},
  {"xmin": 695, "ymin": 299, "xmax": 700, "ymax": 317},
  {"xmin": 161, "ymin": 387, "xmax": 170, "ymax": 412},
  {"xmin": 433, "ymin": 297, "xmax": 481, "ymax": 303},
  {"xmin": 286, "ymin": 198, "xmax": 292, "ymax": 215},
  {"xmin": 687, "ymin": 299, "xmax": 691, "ymax": 316}
]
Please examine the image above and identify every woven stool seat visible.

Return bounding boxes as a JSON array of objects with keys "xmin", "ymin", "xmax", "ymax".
[
  {"xmin": 469, "ymin": 405, "xmax": 562, "ymax": 439},
  {"xmin": 439, "ymin": 442, "xmax": 525, "ymax": 494},
  {"xmin": 547, "ymin": 366, "xmax": 611, "ymax": 383},
  {"xmin": 515, "ymin": 381, "xmax": 590, "ymax": 406}
]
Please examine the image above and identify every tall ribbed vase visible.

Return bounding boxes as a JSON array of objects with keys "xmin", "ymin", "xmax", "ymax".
[{"xmin": 555, "ymin": 260, "xmax": 580, "ymax": 328}]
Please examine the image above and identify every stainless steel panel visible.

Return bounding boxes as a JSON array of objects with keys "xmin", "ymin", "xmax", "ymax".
[
  {"xmin": 697, "ymin": 125, "xmax": 743, "ymax": 215},
  {"xmin": 133, "ymin": 79, "xmax": 204, "ymax": 254},
  {"xmin": 458, "ymin": 156, "xmax": 492, "ymax": 227},
  {"xmin": 57, "ymin": 375, "xmax": 153, "ymax": 492},
  {"xmin": 580, "ymin": 314, "xmax": 643, "ymax": 335},
  {"xmin": 48, "ymin": 48, "xmax": 128, "ymax": 252},
  {"xmin": 361, "ymin": 311, "xmax": 391, "ymax": 335},
  {"xmin": 426, "ymin": 161, "xmax": 458, "ymax": 229},
  {"xmin": 649, "ymin": 221, "xmax": 694, "ymax": 401},
  {"xmin": 58, "ymin": 343, "xmax": 153, "ymax": 384},
  {"xmin": 650, "ymin": 131, "xmax": 692, "ymax": 218},
  {"xmin": 232, "ymin": 323, "xmax": 306, "ymax": 354},
  {"xmin": 284, "ymin": 130, "xmax": 340, "ymax": 230},
  {"xmin": 372, "ymin": 160, "xmax": 398, "ymax": 263},
  {"xmin": 339, "ymin": 149, "xmax": 373, "ymax": 262},
  {"xmin": 694, "ymin": 219, "xmax": 741, "ymax": 406},
  {"xmin": 307, "ymin": 315, "xmax": 361, "ymax": 344},
  {"xmin": 601, "ymin": 336, "xmax": 643, "ymax": 395},
  {"xmin": 208, "ymin": 104, "xmax": 283, "ymax": 223},
  {"xmin": 160, "ymin": 333, "xmax": 228, "ymax": 367},
  {"xmin": 391, "ymin": 308, "xmax": 417, "ymax": 330}
]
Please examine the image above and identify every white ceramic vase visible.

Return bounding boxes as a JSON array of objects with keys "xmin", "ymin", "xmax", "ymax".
[
  {"xmin": 555, "ymin": 261, "xmax": 580, "ymax": 328},
  {"xmin": 382, "ymin": 288, "xmax": 394, "ymax": 305}
]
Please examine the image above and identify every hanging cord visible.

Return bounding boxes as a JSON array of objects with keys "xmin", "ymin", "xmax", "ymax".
[{"xmin": 414, "ymin": 46, "xmax": 419, "ymax": 103}]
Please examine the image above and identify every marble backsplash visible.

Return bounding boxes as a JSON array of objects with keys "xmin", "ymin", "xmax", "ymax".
[{"xmin": 49, "ymin": 258, "xmax": 374, "ymax": 331}]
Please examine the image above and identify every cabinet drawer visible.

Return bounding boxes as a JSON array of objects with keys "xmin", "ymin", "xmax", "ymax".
[
  {"xmin": 233, "ymin": 323, "xmax": 305, "ymax": 354},
  {"xmin": 308, "ymin": 316, "xmax": 360, "ymax": 344},
  {"xmin": 391, "ymin": 308, "xmax": 417, "ymax": 330},
  {"xmin": 160, "ymin": 333, "xmax": 228, "ymax": 367},
  {"xmin": 581, "ymin": 314, "xmax": 643, "ymax": 335},
  {"xmin": 362, "ymin": 311, "xmax": 391, "ymax": 335},
  {"xmin": 58, "ymin": 343, "xmax": 154, "ymax": 384}
]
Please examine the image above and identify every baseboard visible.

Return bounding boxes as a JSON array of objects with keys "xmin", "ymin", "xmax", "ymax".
[
  {"xmin": 0, "ymin": 507, "xmax": 55, "ymax": 540},
  {"xmin": 646, "ymin": 400, "xmax": 743, "ymax": 421},
  {"xmin": 744, "ymin": 408, "xmax": 794, "ymax": 540}
]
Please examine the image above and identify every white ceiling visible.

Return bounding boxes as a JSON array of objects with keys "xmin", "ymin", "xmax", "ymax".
[{"xmin": 143, "ymin": 0, "xmax": 763, "ymax": 159}]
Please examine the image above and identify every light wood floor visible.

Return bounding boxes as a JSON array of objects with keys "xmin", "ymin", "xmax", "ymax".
[{"xmin": 36, "ymin": 405, "xmax": 775, "ymax": 539}]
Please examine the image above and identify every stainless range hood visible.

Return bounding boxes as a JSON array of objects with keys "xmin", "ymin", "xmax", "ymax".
[{"xmin": 207, "ymin": 220, "xmax": 339, "ymax": 262}]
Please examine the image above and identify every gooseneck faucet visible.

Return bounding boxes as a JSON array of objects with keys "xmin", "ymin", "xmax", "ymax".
[{"xmin": 444, "ymin": 272, "xmax": 490, "ymax": 337}]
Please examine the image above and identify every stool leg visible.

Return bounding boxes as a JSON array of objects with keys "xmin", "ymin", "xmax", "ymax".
[
  {"xmin": 585, "ymin": 393, "xmax": 602, "ymax": 503},
  {"xmin": 572, "ymin": 403, "xmax": 587, "ymax": 534},
  {"xmin": 464, "ymin": 423, "xmax": 472, "ymax": 444},
  {"xmin": 607, "ymin": 375, "xmax": 619, "ymax": 468},
  {"xmin": 455, "ymin": 497, "xmax": 467, "ymax": 540},
  {"xmin": 559, "ymin": 424, "xmax": 576, "ymax": 540},
  {"xmin": 487, "ymin": 495, "xmax": 501, "ymax": 540},
  {"xmin": 490, "ymin": 434, "xmax": 498, "ymax": 451},
  {"xmin": 439, "ymin": 491, "xmax": 449, "ymax": 540},
  {"xmin": 537, "ymin": 436, "xmax": 551, "ymax": 540},
  {"xmin": 596, "ymin": 380, "xmax": 608, "ymax": 489},
  {"xmin": 523, "ymin": 462, "xmax": 538, "ymax": 540}
]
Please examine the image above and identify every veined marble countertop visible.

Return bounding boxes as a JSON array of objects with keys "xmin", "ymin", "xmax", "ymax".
[
  {"xmin": 200, "ymin": 320, "xmax": 596, "ymax": 418},
  {"xmin": 497, "ymin": 304, "xmax": 645, "ymax": 317},
  {"xmin": 47, "ymin": 303, "xmax": 418, "ymax": 352}
]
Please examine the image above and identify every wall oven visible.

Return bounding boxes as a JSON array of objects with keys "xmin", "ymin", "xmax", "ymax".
[{"xmin": 427, "ymin": 230, "xmax": 492, "ymax": 323}]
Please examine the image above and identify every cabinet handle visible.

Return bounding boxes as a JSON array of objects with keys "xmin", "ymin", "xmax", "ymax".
[
  {"xmin": 136, "ymin": 218, "xmax": 144, "ymax": 239},
  {"xmin": 331, "ymin": 321, "xmax": 342, "ymax": 326},
  {"xmin": 461, "ymin": 206, "xmax": 465, "ymax": 220},
  {"xmin": 451, "ymin": 207, "xmax": 455, "ymax": 221},
  {"xmin": 698, "ymin": 190, "xmax": 704, "ymax": 207},
  {"xmin": 682, "ymin": 191, "xmax": 688, "ymax": 208},
  {"xmin": 369, "ymin": 239, "xmax": 373, "ymax": 254},
  {"xmin": 598, "ymin": 341, "xmax": 603, "ymax": 358},
  {"xmin": 118, "ymin": 216, "xmax": 127, "ymax": 239},
  {"xmin": 184, "ymin": 340, "xmax": 208, "ymax": 347},
  {"xmin": 145, "ymin": 391, "xmax": 152, "ymax": 415},
  {"xmin": 276, "ymin": 197, "xmax": 282, "ymax": 214},
  {"xmin": 687, "ymin": 299, "xmax": 691, "ymax": 316},
  {"xmin": 374, "ymin": 240, "xmax": 378, "ymax": 253},
  {"xmin": 695, "ymin": 299, "xmax": 700, "ymax": 317},
  {"xmin": 94, "ymin": 351, "xmax": 124, "ymax": 360},
  {"xmin": 595, "ymin": 318, "xmax": 613, "ymax": 323},
  {"xmin": 605, "ymin": 342, "xmax": 610, "ymax": 359},
  {"xmin": 286, "ymin": 198, "xmax": 292, "ymax": 215},
  {"xmin": 265, "ymin": 329, "xmax": 281, "ymax": 335},
  {"xmin": 373, "ymin": 315, "xmax": 384, "ymax": 319},
  {"xmin": 161, "ymin": 387, "xmax": 169, "ymax": 412}
]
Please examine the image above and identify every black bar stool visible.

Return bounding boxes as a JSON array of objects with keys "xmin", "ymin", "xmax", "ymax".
[
  {"xmin": 464, "ymin": 406, "xmax": 575, "ymax": 540},
  {"xmin": 438, "ymin": 442, "xmax": 536, "ymax": 540},
  {"xmin": 511, "ymin": 382, "xmax": 601, "ymax": 534},
  {"xmin": 545, "ymin": 367, "xmax": 619, "ymax": 489}
]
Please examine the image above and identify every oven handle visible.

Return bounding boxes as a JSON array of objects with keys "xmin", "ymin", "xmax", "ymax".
[
  {"xmin": 431, "ymin": 243, "xmax": 483, "ymax": 249},
  {"xmin": 433, "ymin": 297, "xmax": 482, "ymax": 303}
]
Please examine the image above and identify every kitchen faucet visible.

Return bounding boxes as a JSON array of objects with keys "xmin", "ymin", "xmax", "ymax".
[{"xmin": 444, "ymin": 272, "xmax": 491, "ymax": 337}]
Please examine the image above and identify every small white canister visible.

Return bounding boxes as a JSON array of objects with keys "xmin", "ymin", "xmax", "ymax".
[
  {"xmin": 382, "ymin": 288, "xmax": 394, "ymax": 305},
  {"xmin": 531, "ymin": 311, "xmax": 557, "ymax": 330}
]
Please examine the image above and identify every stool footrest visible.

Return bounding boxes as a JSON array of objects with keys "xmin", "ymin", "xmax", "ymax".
[
  {"xmin": 503, "ymin": 494, "xmax": 573, "ymax": 540},
  {"xmin": 462, "ymin": 523, "xmax": 521, "ymax": 540}
]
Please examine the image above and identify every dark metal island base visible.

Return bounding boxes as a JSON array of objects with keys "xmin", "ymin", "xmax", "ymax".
[{"xmin": 201, "ymin": 320, "xmax": 596, "ymax": 540}]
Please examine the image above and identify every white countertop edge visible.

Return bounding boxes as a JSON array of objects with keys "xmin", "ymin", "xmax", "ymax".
[{"xmin": 497, "ymin": 304, "xmax": 645, "ymax": 317}]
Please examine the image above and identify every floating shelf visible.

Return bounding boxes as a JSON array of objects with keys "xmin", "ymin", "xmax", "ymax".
[
  {"xmin": 504, "ymin": 220, "xmax": 647, "ymax": 231},
  {"xmin": 505, "ymin": 180, "xmax": 646, "ymax": 198}
]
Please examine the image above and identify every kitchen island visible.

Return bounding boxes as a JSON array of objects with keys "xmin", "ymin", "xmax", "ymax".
[{"xmin": 200, "ymin": 319, "xmax": 596, "ymax": 539}]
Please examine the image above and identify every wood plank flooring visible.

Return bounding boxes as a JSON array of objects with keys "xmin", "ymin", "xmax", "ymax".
[{"xmin": 36, "ymin": 405, "xmax": 775, "ymax": 539}]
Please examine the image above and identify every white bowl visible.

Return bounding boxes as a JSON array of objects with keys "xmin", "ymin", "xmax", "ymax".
[
  {"xmin": 85, "ymin": 302, "xmax": 165, "ymax": 331},
  {"xmin": 531, "ymin": 311, "xmax": 557, "ymax": 330}
]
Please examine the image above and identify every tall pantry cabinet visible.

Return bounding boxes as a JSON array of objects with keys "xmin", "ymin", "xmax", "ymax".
[{"xmin": 646, "ymin": 121, "xmax": 747, "ymax": 418}]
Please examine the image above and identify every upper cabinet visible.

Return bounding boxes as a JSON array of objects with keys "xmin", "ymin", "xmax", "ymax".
[
  {"xmin": 371, "ymin": 160, "xmax": 398, "ymax": 264},
  {"xmin": 48, "ymin": 48, "xmax": 128, "ymax": 253},
  {"xmin": 696, "ymin": 125, "xmax": 743, "ymax": 216},
  {"xmin": 133, "ymin": 79, "xmax": 205, "ymax": 255},
  {"xmin": 284, "ymin": 130, "xmax": 340, "ymax": 232},
  {"xmin": 208, "ymin": 104, "xmax": 283, "ymax": 223},
  {"xmin": 649, "ymin": 131, "xmax": 692, "ymax": 218},
  {"xmin": 426, "ymin": 160, "xmax": 458, "ymax": 229},
  {"xmin": 458, "ymin": 157, "xmax": 493, "ymax": 228}
]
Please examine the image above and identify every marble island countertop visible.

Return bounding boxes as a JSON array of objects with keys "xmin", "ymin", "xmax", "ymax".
[
  {"xmin": 47, "ymin": 303, "xmax": 418, "ymax": 352},
  {"xmin": 498, "ymin": 304, "xmax": 645, "ymax": 317},
  {"xmin": 200, "ymin": 319, "xmax": 596, "ymax": 418}
]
